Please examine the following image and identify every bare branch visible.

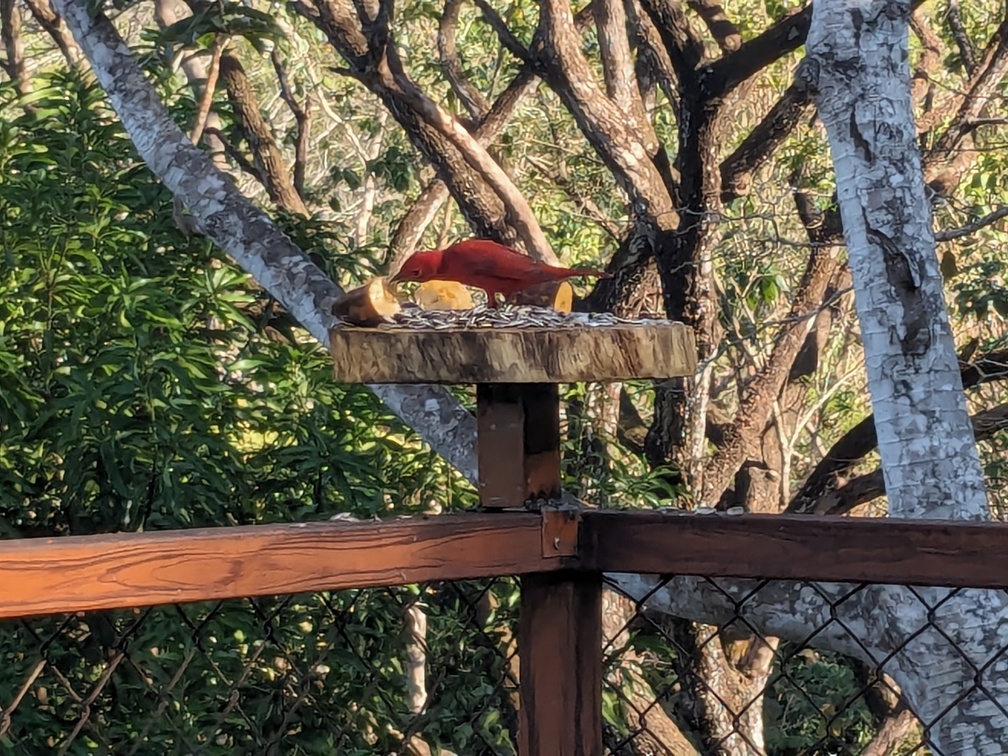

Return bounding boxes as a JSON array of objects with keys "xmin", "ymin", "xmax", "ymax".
[
  {"xmin": 789, "ymin": 350, "xmax": 1008, "ymax": 514},
  {"xmin": 629, "ymin": 0, "xmax": 680, "ymax": 112},
  {"xmin": 270, "ymin": 50, "xmax": 312, "ymax": 198},
  {"xmin": 936, "ymin": 205, "xmax": 1008, "ymax": 242},
  {"xmin": 700, "ymin": 217, "xmax": 844, "ymax": 504},
  {"xmin": 383, "ymin": 42, "xmax": 557, "ymax": 263},
  {"xmin": 946, "ymin": 0, "xmax": 978, "ymax": 76},
  {"xmin": 439, "ymin": 0, "xmax": 489, "ymax": 118},
  {"xmin": 908, "ymin": 9, "xmax": 943, "ymax": 109},
  {"xmin": 593, "ymin": 0, "xmax": 655, "ymax": 149},
  {"xmin": 203, "ymin": 126, "xmax": 264, "ymax": 182},
  {"xmin": 190, "ymin": 36, "xmax": 227, "ymax": 146},
  {"xmin": 925, "ymin": 19, "xmax": 1008, "ymax": 196},
  {"xmin": 390, "ymin": 62, "xmax": 542, "ymax": 266},
  {"xmin": 22, "ymin": 0, "xmax": 82, "ymax": 67},
  {"xmin": 220, "ymin": 53, "xmax": 309, "ymax": 217},
  {"xmin": 472, "ymin": 0, "xmax": 529, "ymax": 60},
  {"xmin": 536, "ymin": 0, "xmax": 676, "ymax": 218},
  {"xmin": 707, "ymin": 4, "xmax": 810, "ymax": 96},
  {"xmin": 1, "ymin": 0, "xmax": 28, "ymax": 95},
  {"xmin": 637, "ymin": 0, "xmax": 704, "ymax": 80},
  {"xmin": 809, "ymin": 402, "xmax": 1008, "ymax": 515},
  {"xmin": 686, "ymin": 0, "xmax": 740, "ymax": 53},
  {"xmin": 720, "ymin": 83, "xmax": 812, "ymax": 203}
]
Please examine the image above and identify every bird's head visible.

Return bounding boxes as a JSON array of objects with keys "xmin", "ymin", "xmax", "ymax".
[{"xmin": 390, "ymin": 250, "xmax": 443, "ymax": 284}]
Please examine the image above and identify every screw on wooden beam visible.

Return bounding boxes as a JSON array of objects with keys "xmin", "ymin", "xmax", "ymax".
[{"xmin": 541, "ymin": 508, "xmax": 580, "ymax": 558}]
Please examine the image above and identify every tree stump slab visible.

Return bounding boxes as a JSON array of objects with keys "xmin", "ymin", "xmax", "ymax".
[{"xmin": 328, "ymin": 309, "xmax": 696, "ymax": 384}]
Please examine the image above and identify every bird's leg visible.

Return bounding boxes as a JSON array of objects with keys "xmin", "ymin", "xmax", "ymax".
[{"xmin": 485, "ymin": 290, "xmax": 501, "ymax": 309}]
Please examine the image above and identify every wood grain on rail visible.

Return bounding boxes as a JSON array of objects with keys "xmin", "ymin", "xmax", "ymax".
[
  {"xmin": 0, "ymin": 513, "xmax": 566, "ymax": 619},
  {"xmin": 583, "ymin": 510, "xmax": 1008, "ymax": 588}
]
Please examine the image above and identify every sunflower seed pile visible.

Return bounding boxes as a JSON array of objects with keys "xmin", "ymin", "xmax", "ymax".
[{"xmin": 387, "ymin": 304, "xmax": 672, "ymax": 329}]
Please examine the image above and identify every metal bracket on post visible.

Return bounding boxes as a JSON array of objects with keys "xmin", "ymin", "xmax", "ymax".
[{"xmin": 541, "ymin": 507, "xmax": 580, "ymax": 558}]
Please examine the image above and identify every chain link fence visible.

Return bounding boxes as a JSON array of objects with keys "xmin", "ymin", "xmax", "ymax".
[
  {"xmin": 0, "ymin": 579, "xmax": 519, "ymax": 755},
  {"xmin": 4, "ymin": 572, "xmax": 1001, "ymax": 754}
]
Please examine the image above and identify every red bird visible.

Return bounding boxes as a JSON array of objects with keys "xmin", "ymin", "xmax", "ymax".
[{"xmin": 390, "ymin": 239, "xmax": 611, "ymax": 307}]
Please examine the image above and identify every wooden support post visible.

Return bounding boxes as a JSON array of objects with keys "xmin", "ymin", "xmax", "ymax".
[
  {"xmin": 518, "ymin": 571, "xmax": 603, "ymax": 756},
  {"xmin": 477, "ymin": 383, "xmax": 561, "ymax": 508}
]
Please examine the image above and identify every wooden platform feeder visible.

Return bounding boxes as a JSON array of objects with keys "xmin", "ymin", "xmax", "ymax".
[{"xmin": 329, "ymin": 308, "xmax": 697, "ymax": 510}]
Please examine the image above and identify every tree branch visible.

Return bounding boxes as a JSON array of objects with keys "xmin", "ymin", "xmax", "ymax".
[
  {"xmin": 383, "ymin": 42, "xmax": 557, "ymax": 263},
  {"xmin": 924, "ymin": 18, "xmax": 1008, "ymax": 197},
  {"xmin": 219, "ymin": 53, "xmax": 309, "ymax": 217},
  {"xmin": 536, "ymin": 0, "xmax": 677, "ymax": 219},
  {"xmin": 21, "ymin": 0, "xmax": 82, "ymax": 67},
  {"xmin": 271, "ymin": 49, "xmax": 312, "ymax": 199},
  {"xmin": 720, "ymin": 83, "xmax": 812, "ymax": 203},
  {"xmin": 53, "ymin": 0, "xmax": 479, "ymax": 485},
  {"xmin": 302, "ymin": 0, "xmax": 552, "ymax": 258},
  {"xmin": 700, "ymin": 212, "xmax": 844, "ymax": 504},
  {"xmin": 706, "ymin": 4, "xmax": 809, "ymax": 96},
  {"xmin": 390, "ymin": 57, "xmax": 541, "ymax": 269},
  {"xmin": 593, "ymin": 0, "xmax": 655, "ymax": 150},
  {"xmin": 439, "ymin": 0, "xmax": 489, "ymax": 118},
  {"xmin": 807, "ymin": 402, "xmax": 1008, "ymax": 516},
  {"xmin": 0, "ymin": 0, "xmax": 28, "ymax": 96},
  {"xmin": 472, "ymin": 0, "xmax": 529, "ymax": 61},
  {"xmin": 908, "ymin": 8, "xmax": 943, "ymax": 109},
  {"xmin": 686, "ymin": 0, "xmax": 740, "ymax": 53},
  {"xmin": 946, "ymin": 0, "xmax": 978, "ymax": 76},
  {"xmin": 637, "ymin": 0, "xmax": 704, "ymax": 81},
  {"xmin": 789, "ymin": 350, "xmax": 1008, "ymax": 514},
  {"xmin": 935, "ymin": 205, "xmax": 1008, "ymax": 242}
]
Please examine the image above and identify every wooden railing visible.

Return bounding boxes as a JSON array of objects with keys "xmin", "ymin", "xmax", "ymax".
[{"xmin": 4, "ymin": 508, "xmax": 1008, "ymax": 754}]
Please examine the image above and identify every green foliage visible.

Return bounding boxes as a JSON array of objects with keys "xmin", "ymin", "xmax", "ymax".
[{"xmin": 0, "ymin": 71, "xmax": 498, "ymax": 753}]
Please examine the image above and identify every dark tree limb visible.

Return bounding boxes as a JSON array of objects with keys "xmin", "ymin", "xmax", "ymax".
[
  {"xmin": 203, "ymin": 126, "xmax": 264, "ymax": 183},
  {"xmin": 720, "ymin": 83, "xmax": 812, "ymax": 203},
  {"xmin": 706, "ymin": 4, "xmax": 810, "ymax": 97},
  {"xmin": 219, "ymin": 53, "xmax": 310, "ymax": 217},
  {"xmin": 439, "ymin": 0, "xmax": 489, "ymax": 118},
  {"xmin": 270, "ymin": 49, "xmax": 312, "ymax": 199},
  {"xmin": 789, "ymin": 352, "xmax": 1008, "ymax": 514},
  {"xmin": 947, "ymin": 0, "xmax": 978, "ymax": 76},
  {"xmin": 472, "ymin": 0, "xmax": 530, "ymax": 61},
  {"xmin": 0, "ymin": 0, "xmax": 28, "ymax": 95},
  {"xmin": 637, "ymin": 0, "xmax": 704, "ymax": 82},
  {"xmin": 924, "ymin": 18, "xmax": 1008, "ymax": 197},
  {"xmin": 535, "ymin": 0, "xmax": 677, "ymax": 218},
  {"xmin": 908, "ymin": 9, "xmax": 943, "ymax": 110},
  {"xmin": 686, "ymin": 0, "xmax": 740, "ymax": 53},
  {"xmin": 700, "ymin": 195, "xmax": 844, "ymax": 504},
  {"xmin": 388, "ymin": 67, "xmax": 542, "ymax": 269},
  {"xmin": 804, "ymin": 402, "xmax": 1008, "ymax": 516},
  {"xmin": 22, "ymin": 0, "xmax": 82, "ymax": 66},
  {"xmin": 593, "ymin": 0, "xmax": 655, "ymax": 149},
  {"xmin": 298, "ymin": 0, "xmax": 552, "ymax": 257},
  {"xmin": 936, "ymin": 205, "xmax": 1008, "ymax": 242}
]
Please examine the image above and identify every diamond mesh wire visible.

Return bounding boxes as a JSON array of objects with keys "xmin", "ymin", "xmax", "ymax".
[
  {"xmin": 0, "ymin": 579, "xmax": 520, "ymax": 755},
  {"xmin": 4, "ymin": 572, "xmax": 1006, "ymax": 755}
]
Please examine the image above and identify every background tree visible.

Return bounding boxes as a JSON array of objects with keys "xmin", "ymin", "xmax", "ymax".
[{"xmin": 4, "ymin": 0, "xmax": 1008, "ymax": 752}]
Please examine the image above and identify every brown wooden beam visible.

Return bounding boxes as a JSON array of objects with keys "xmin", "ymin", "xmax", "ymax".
[
  {"xmin": 518, "ymin": 571, "xmax": 603, "ymax": 756},
  {"xmin": 583, "ymin": 510, "xmax": 1008, "ymax": 589},
  {"xmin": 0, "ymin": 514, "xmax": 576, "ymax": 620},
  {"xmin": 477, "ymin": 383, "xmax": 561, "ymax": 508}
]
